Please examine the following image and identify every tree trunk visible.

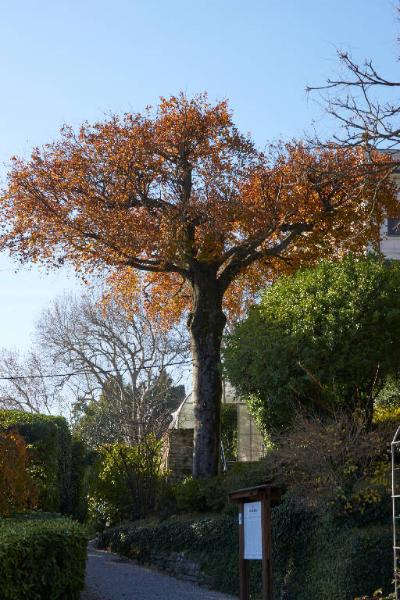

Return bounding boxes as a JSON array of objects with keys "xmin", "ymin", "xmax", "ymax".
[{"xmin": 188, "ymin": 266, "xmax": 226, "ymax": 478}]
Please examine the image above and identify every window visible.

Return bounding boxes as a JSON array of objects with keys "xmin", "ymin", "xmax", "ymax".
[{"xmin": 387, "ymin": 218, "xmax": 400, "ymax": 236}]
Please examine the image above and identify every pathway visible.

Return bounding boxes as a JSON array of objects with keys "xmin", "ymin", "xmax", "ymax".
[{"xmin": 83, "ymin": 542, "xmax": 237, "ymax": 600}]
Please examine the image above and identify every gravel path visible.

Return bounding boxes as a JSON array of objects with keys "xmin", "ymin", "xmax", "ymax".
[{"xmin": 83, "ymin": 542, "xmax": 237, "ymax": 600}]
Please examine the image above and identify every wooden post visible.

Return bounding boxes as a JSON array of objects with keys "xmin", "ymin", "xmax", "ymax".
[
  {"xmin": 261, "ymin": 489, "xmax": 272, "ymax": 600},
  {"xmin": 239, "ymin": 501, "xmax": 250, "ymax": 600},
  {"xmin": 229, "ymin": 484, "xmax": 280, "ymax": 600}
]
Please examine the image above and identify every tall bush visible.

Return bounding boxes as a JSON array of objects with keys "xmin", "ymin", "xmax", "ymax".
[
  {"xmin": 88, "ymin": 435, "xmax": 166, "ymax": 526},
  {"xmin": 225, "ymin": 255, "xmax": 400, "ymax": 432}
]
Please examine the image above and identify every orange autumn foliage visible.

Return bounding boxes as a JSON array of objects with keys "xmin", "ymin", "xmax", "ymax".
[
  {"xmin": 0, "ymin": 93, "xmax": 396, "ymax": 323},
  {"xmin": 2, "ymin": 92, "xmax": 398, "ymax": 477},
  {"xmin": 0, "ymin": 431, "xmax": 37, "ymax": 516}
]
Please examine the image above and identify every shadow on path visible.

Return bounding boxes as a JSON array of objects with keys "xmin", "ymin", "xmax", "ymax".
[{"xmin": 83, "ymin": 542, "xmax": 237, "ymax": 600}]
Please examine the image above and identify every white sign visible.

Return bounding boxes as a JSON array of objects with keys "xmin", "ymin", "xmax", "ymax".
[{"xmin": 244, "ymin": 501, "xmax": 262, "ymax": 560}]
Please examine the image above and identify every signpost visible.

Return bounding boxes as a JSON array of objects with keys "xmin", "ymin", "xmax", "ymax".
[{"xmin": 229, "ymin": 484, "xmax": 281, "ymax": 600}]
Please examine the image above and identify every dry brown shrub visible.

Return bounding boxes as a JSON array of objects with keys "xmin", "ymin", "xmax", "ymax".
[{"xmin": 267, "ymin": 412, "xmax": 392, "ymax": 514}]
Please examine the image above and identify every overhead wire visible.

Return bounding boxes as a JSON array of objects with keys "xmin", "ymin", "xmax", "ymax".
[{"xmin": 0, "ymin": 359, "xmax": 192, "ymax": 381}]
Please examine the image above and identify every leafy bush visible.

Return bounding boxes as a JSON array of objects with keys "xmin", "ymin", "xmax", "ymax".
[
  {"xmin": 174, "ymin": 477, "xmax": 206, "ymax": 512},
  {"xmin": 0, "ymin": 514, "xmax": 87, "ymax": 600},
  {"xmin": 297, "ymin": 520, "xmax": 393, "ymax": 600},
  {"xmin": 0, "ymin": 431, "xmax": 37, "ymax": 516},
  {"xmin": 0, "ymin": 410, "xmax": 89, "ymax": 518},
  {"xmin": 98, "ymin": 496, "xmax": 393, "ymax": 599},
  {"xmin": 224, "ymin": 255, "xmax": 400, "ymax": 432},
  {"xmin": 173, "ymin": 460, "xmax": 269, "ymax": 515},
  {"xmin": 88, "ymin": 435, "xmax": 167, "ymax": 527}
]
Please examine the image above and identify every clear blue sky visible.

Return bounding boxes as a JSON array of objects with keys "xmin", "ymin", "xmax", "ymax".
[{"xmin": 0, "ymin": 0, "xmax": 398, "ymax": 352}]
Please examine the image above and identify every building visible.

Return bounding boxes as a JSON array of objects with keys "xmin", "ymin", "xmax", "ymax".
[
  {"xmin": 164, "ymin": 192, "xmax": 400, "ymax": 480},
  {"xmin": 164, "ymin": 380, "xmax": 264, "ymax": 481},
  {"xmin": 380, "ymin": 216, "xmax": 400, "ymax": 259}
]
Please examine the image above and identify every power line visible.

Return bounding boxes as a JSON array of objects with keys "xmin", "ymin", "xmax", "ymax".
[{"xmin": 0, "ymin": 359, "xmax": 192, "ymax": 381}]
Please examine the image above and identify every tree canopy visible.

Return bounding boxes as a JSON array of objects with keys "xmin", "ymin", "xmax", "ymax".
[
  {"xmin": 224, "ymin": 256, "xmax": 400, "ymax": 433},
  {"xmin": 1, "ymin": 93, "xmax": 397, "ymax": 476},
  {"xmin": 72, "ymin": 373, "xmax": 185, "ymax": 448},
  {"xmin": 2, "ymin": 93, "xmax": 396, "ymax": 319}
]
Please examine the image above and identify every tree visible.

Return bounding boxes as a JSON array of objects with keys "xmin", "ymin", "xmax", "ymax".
[
  {"xmin": 0, "ymin": 349, "xmax": 65, "ymax": 414},
  {"xmin": 224, "ymin": 256, "xmax": 400, "ymax": 433},
  {"xmin": 307, "ymin": 9, "xmax": 400, "ymax": 151},
  {"xmin": 1, "ymin": 93, "xmax": 396, "ymax": 477},
  {"xmin": 38, "ymin": 293, "xmax": 187, "ymax": 441},
  {"xmin": 72, "ymin": 372, "xmax": 185, "ymax": 447}
]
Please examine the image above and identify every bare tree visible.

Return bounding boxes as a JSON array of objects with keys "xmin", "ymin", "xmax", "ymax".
[
  {"xmin": 36, "ymin": 293, "xmax": 189, "ymax": 443},
  {"xmin": 307, "ymin": 25, "xmax": 400, "ymax": 151},
  {"xmin": 0, "ymin": 349, "xmax": 64, "ymax": 414}
]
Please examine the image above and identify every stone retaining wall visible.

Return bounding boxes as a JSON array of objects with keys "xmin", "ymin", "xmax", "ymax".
[{"xmin": 150, "ymin": 551, "xmax": 211, "ymax": 586}]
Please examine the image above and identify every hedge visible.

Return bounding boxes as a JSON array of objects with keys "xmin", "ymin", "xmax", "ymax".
[
  {"xmin": 98, "ymin": 497, "xmax": 393, "ymax": 600},
  {"xmin": 0, "ymin": 514, "xmax": 87, "ymax": 600},
  {"xmin": 0, "ymin": 410, "xmax": 87, "ymax": 516}
]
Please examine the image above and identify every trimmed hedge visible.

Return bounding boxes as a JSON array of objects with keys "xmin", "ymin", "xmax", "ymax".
[
  {"xmin": 98, "ymin": 498, "xmax": 393, "ymax": 600},
  {"xmin": 0, "ymin": 514, "xmax": 87, "ymax": 600},
  {"xmin": 70, "ymin": 437, "xmax": 89, "ymax": 522}
]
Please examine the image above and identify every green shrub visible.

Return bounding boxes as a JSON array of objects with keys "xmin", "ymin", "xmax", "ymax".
[
  {"xmin": 174, "ymin": 477, "xmax": 206, "ymax": 512},
  {"xmin": 98, "ymin": 514, "xmax": 240, "ymax": 593},
  {"xmin": 0, "ymin": 514, "xmax": 87, "ymax": 600},
  {"xmin": 88, "ymin": 435, "xmax": 167, "ymax": 527},
  {"xmin": 224, "ymin": 255, "xmax": 400, "ymax": 432},
  {"xmin": 98, "ymin": 495, "xmax": 394, "ymax": 600},
  {"xmin": 355, "ymin": 594, "xmax": 395, "ymax": 599},
  {"xmin": 173, "ymin": 461, "xmax": 270, "ymax": 516},
  {"xmin": 272, "ymin": 496, "xmax": 393, "ymax": 600},
  {"xmin": 300, "ymin": 522, "xmax": 392, "ymax": 600}
]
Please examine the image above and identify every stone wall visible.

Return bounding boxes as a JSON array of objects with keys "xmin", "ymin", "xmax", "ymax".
[
  {"xmin": 162, "ymin": 428, "xmax": 194, "ymax": 483},
  {"xmin": 150, "ymin": 551, "xmax": 211, "ymax": 586}
]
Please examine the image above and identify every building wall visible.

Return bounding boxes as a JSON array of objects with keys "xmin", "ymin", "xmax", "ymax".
[
  {"xmin": 380, "ymin": 219, "xmax": 400, "ymax": 259},
  {"xmin": 168, "ymin": 385, "xmax": 265, "ymax": 470},
  {"xmin": 379, "ymin": 170, "xmax": 400, "ymax": 259},
  {"xmin": 162, "ymin": 428, "xmax": 194, "ymax": 483},
  {"xmin": 237, "ymin": 403, "xmax": 265, "ymax": 462}
]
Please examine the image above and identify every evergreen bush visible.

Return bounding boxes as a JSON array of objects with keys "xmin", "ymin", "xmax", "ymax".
[{"xmin": 0, "ymin": 514, "xmax": 87, "ymax": 600}]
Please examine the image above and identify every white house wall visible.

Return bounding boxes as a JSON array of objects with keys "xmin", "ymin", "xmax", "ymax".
[{"xmin": 380, "ymin": 220, "xmax": 400, "ymax": 259}]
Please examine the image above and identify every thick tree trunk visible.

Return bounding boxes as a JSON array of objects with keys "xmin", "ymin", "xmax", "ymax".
[{"xmin": 188, "ymin": 266, "xmax": 226, "ymax": 479}]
